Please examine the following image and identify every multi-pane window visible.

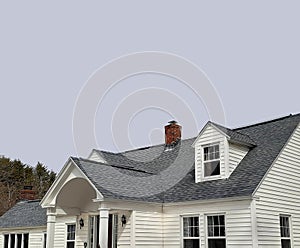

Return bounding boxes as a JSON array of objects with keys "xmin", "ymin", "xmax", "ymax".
[
  {"xmin": 3, "ymin": 233, "xmax": 29, "ymax": 248},
  {"xmin": 207, "ymin": 215, "xmax": 226, "ymax": 248},
  {"xmin": 280, "ymin": 215, "xmax": 291, "ymax": 248},
  {"xmin": 67, "ymin": 224, "xmax": 76, "ymax": 248},
  {"xmin": 182, "ymin": 216, "xmax": 200, "ymax": 248},
  {"xmin": 203, "ymin": 144, "xmax": 220, "ymax": 177}
]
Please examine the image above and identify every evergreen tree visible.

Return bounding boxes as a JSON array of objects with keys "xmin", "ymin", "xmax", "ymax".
[{"xmin": 0, "ymin": 156, "xmax": 56, "ymax": 216}]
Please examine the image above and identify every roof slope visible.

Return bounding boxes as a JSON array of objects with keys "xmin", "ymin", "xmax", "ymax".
[
  {"xmin": 74, "ymin": 113, "xmax": 300, "ymax": 203},
  {"xmin": 0, "ymin": 200, "xmax": 46, "ymax": 229}
]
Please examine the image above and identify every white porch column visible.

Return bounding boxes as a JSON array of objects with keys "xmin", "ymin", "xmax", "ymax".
[
  {"xmin": 98, "ymin": 207, "xmax": 110, "ymax": 248},
  {"xmin": 46, "ymin": 207, "xmax": 56, "ymax": 248}
]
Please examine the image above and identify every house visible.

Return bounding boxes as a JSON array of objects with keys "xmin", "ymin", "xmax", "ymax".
[{"xmin": 1, "ymin": 113, "xmax": 300, "ymax": 248}]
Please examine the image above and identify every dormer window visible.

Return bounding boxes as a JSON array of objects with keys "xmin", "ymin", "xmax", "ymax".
[{"xmin": 203, "ymin": 144, "xmax": 220, "ymax": 177}]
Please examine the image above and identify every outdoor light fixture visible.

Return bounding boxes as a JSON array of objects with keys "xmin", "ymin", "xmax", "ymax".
[
  {"xmin": 121, "ymin": 214, "xmax": 126, "ymax": 227},
  {"xmin": 79, "ymin": 218, "xmax": 84, "ymax": 229}
]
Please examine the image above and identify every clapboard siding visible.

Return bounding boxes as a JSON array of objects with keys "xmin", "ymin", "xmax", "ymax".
[
  {"xmin": 54, "ymin": 216, "xmax": 76, "ymax": 248},
  {"xmin": 255, "ymin": 124, "xmax": 300, "ymax": 247},
  {"xmin": 228, "ymin": 143, "xmax": 249, "ymax": 175},
  {"xmin": 134, "ymin": 211, "xmax": 163, "ymax": 248},
  {"xmin": 117, "ymin": 211, "xmax": 132, "ymax": 248},
  {"xmin": 163, "ymin": 199, "xmax": 253, "ymax": 248},
  {"xmin": 29, "ymin": 230, "xmax": 45, "ymax": 248},
  {"xmin": 87, "ymin": 150, "xmax": 106, "ymax": 163},
  {"xmin": 195, "ymin": 125, "xmax": 227, "ymax": 182},
  {"xmin": 76, "ymin": 214, "xmax": 89, "ymax": 248}
]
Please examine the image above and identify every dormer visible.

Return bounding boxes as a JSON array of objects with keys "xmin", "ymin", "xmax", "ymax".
[
  {"xmin": 192, "ymin": 122, "xmax": 256, "ymax": 183},
  {"xmin": 87, "ymin": 149, "xmax": 107, "ymax": 164}
]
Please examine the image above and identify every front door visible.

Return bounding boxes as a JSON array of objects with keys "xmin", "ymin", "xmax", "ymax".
[{"xmin": 89, "ymin": 214, "xmax": 118, "ymax": 248}]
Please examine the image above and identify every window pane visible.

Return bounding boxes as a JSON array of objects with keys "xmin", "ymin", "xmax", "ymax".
[
  {"xmin": 204, "ymin": 161, "xmax": 220, "ymax": 177},
  {"xmin": 280, "ymin": 216, "xmax": 290, "ymax": 238},
  {"xmin": 220, "ymin": 226, "xmax": 226, "ymax": 236},
  {"xmin": 207, "ymin": 215, "xmax": 226, "ymax": 238},
  {"xmin": 184, "ymin": 239, "xmax": 200, "ymax": 248},
  {"xmin": 17, "ymin": 234, "xmax": 22, "ymax": 248},
  {"xmin": 10, "ymin": 234, "xmax": 15, "ymax": 248},
  {"xmin": 183, "ymin": 217, "xmax": 199, "ymax": 237},
  {"xmin": 67, "ymin": 224, "xmax": 76, "ymax": 241},
  {"xmin": 208, "ymin": 239, "xmax": 226, "ymax": 248},
  {"xmin": 208, "ymin": 216, "xmax": 213, "ymax": 225},
  {"xmin": 219, "ymin": 215, "xmax": 225, "ymax": 225},
  {"xmin": 23, "ymin": 233, "xmax": 29, "ymax": 248},
  {"xmin": 208, "ymin": 226, "xmax": 214, "ymax": 237},
  {"xmin": 44, "ymin": 233, "xmax": 47, "ymax": 248},
  {"xmin": 4, "ymin": 234, "xmax": 9, "ymax": 248},
  {"xmin": 67, "ymin": 242, "xmax": 75, "ymax": 248},
  {"xmin": 281, "ymin": 239, "xmax": 291, "ymax": 248}
]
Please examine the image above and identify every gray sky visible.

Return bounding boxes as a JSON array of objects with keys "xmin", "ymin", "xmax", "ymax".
[{"xmin": 0, "ymin": 1, "xmax": 299, "ymax": 172}]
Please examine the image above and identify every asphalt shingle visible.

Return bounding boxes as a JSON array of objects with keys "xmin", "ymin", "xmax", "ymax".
[
  {"xmin": 73, "ymin": 113, "xmax": 300, "ymax": 203},
  {"xmin": 0, "ymin": 200, "xmax": 46, "ymax": 228}
]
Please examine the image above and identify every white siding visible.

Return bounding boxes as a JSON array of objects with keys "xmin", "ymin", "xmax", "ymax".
[
  {"xmin": 87, "ymin": 150, "xmax": 106, "ymax": 163},
  {"xmin": 76, "ymin": 214, "xmax": 89, "ymax": 248},
  {"xmin": 194, "ymin": 125, "xmax": 227, "ymax": 182},
  {"xmin": 134, "ymin": 211, "xmax": 163, "ymax": 248},
  {"xmin": 163, "ymin": 199, "xmax": 253, "ymax": 248},
  {"xmin": 29, "ymin": 230, "xmax": 46, "ymax": 248},
  {"xmin": 117, "ymin": 210, "xmax": 132, "ymax": 248},
  {"xmin": 228, "ymin": 143, "xmax": 249, "ymax": 175},
  {"xmin": 255, "ymin": 124, "xmax": 300, "ymax": 247},
  {"xmin": 0, "ymin": 234, "xmax": 2, "ymax": 248}
]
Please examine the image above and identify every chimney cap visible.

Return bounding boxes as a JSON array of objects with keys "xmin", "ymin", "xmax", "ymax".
[{"xmin": 168, "ymin": 120, "xmax": 178, "ymax": 125}]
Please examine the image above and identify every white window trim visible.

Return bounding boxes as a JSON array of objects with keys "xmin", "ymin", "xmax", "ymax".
[
  {"xmin": 66, "ymin": 223, "xmax": 76, "ymax": 248},
  {"xmin": 180, "ymin": 214, "xmax": 201, "ymax": 248},
  {"xmin": 280, "ymin": 214, "xmax": 293, "ymax": 248},
  {"xmin": 205, "ymin": 213, "xmax": 227, "ymax": 248},
  {"xmin": 202, "ymin": 143, "xmax": 222, "ymax": 180}
]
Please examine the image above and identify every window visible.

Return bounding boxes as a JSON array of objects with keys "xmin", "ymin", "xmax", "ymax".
[
  {"xmin": 280, "ymin": 215, "xmax": 291, "ymax": 248},
  {"xmin": 207, "ymin": 215, "xmax": 226, "ymax": 248},
  {"xmin": 4, "ymin": 234, "xmax": 9, "ymax": 248},
  {"xmin": 182, "ymin": 216, "xmax": 200, "ymax": 248},
  {"xmin": 3, "ymin": 233, "xmax": 29, "ymax": 248},
  {"xmin": 203, "ymin": 144, "xmax": 220, "ymax": 177},
  {"xmin": 23, "ymin": 233, "xmax": 29, "ymax": 248},
  {"xmin": 67, "ymin": 224, "xmax": 76, "ymax": 248}
]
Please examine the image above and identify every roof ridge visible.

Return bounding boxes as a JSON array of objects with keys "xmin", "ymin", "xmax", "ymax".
[
  {"xmin": 233, "ymin": 113, "xmax": 300, "ymax": 131},
  {"xmin": 94, "ymin": 137, "xmax": 196, "ymax": 155},
  {"xmin": 75, "ymin": 157, "xmax": 154, "ymax": 175}
]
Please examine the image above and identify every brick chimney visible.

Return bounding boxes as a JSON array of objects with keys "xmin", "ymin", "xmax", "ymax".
[
  {"xmin": 20, "ymin": 186, "xmax": 36, "ymax": 201},
  {"xmin": 165, "ymin": 120, "xmax": 182, "ymax": 147}
]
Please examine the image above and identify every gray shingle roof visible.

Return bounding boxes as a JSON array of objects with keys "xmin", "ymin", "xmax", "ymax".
[
  {"xmin": 210, "ymin": 122, "xmax": 256, "ymax": 147},
  {"xmin": 73, "ymin": 113, "xmax": 300, "ymax": 203},
  {"xmin": 0, "ymin": 200, "xmax": 46, "ymax": 229}
]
